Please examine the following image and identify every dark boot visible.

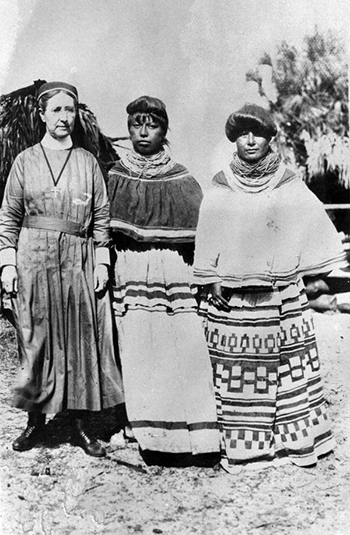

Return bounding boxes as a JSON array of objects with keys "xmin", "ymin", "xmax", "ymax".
[
  {"xmin": 70, "ymin": 412, "xmax": 106, "ymax": 458},
  {"xmin": 12, "ymin": 413, "xmax": 46, "ymax": 452}
]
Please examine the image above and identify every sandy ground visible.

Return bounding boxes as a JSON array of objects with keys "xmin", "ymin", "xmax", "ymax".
[{"xmin": 0, "ymin": 311, "xmax": 350, "ymax": 535}]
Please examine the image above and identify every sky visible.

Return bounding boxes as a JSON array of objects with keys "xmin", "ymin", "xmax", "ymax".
[{"xmin": 0, "ymin": 0, "xmax": 349, "ymax": 185}]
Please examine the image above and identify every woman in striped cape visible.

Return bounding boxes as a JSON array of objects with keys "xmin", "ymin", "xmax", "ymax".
[
  {"xmin": 193, "ymin": 104, "xmax": 347, "ymax": 472},
  {"xmin": 108, "ymin": 96, "xmax": 220, "ymax": 463}
]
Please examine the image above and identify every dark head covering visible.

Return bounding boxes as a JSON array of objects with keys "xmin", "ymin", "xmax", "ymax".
[
  {"xmin": 225, "ymin": 104, "xmax": 277, "ymax": 143},
  {"xmin": 126, "ymin": 95, "xmax": 168, "ymax": 135},
  {"xmin": 37, "ymin": 81, "xmax": 78, "ymax": 101}
]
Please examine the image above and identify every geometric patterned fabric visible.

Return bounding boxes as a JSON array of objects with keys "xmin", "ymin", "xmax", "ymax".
[{"xmin": 199, "ymin": 279, "xmax": 335, "ymax": 470}]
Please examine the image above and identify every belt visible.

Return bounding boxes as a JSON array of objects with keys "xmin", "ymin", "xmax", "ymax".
[{"xmin": 22, "ymin": 216, "xmax": 89, "ymax": 238}]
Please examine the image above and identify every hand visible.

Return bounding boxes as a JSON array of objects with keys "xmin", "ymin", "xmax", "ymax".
[
  {"xmin": 1, "ymin": 265, "xmax": 18, "ymax": 294},
  {"xmin": 209, "ymin": 282, "xmax": 230, "ymax": 311},
  {"xmin": 94, "ymin": 264, "xmax": 109, "ymax": 293}
]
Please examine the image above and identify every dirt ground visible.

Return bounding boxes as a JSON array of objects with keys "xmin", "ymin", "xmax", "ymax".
[{"xmin": 0, "ymin": 311, "xmax": 350, "ymax": 535}]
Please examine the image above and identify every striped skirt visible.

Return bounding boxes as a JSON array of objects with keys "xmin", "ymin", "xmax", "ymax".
[
  {"xmin": 200, "ymin": 280, "xmax": 335, "ymax": 471},
  {"xmin": 112, "ymin": 246, "xmax": 220, "ymax": 454}
]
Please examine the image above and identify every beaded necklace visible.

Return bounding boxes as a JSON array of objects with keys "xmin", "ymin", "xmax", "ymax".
[
  {"xmin": 121, "ymin": 147, "xmax": 176, "ymax": 179},
  {"xmin": 226, "ymin": 151, "xmax": 283, "ymax": 194}
]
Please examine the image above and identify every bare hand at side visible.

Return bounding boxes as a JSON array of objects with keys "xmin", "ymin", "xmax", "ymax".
[
  {"xmin": 94, "ymin": 264, "xmax": 109, "ymax": 293},
  {"xmin": 209, "ymin": 282, "xmax": 230, "ymax": 311},
  {"xmin": 1, "ymin": 265, "xmax": 18, "ymax": 294}
]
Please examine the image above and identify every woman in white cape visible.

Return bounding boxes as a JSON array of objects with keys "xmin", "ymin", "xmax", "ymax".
[{"xmin": 193, "ymin": 103, "xmax": 347, "ymax": 472}]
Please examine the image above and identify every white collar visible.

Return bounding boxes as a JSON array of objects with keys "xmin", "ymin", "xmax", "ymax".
[{"xmin": 41, "ymin": 133, "xmax": 73, "ymax": 150}]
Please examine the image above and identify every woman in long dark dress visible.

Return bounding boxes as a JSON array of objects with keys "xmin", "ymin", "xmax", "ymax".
[
  {"xmin": 193, "ymin": 104, "xmax": 347, "ymax": 472},
  {"xmin": 0, "ymin": 81, "xmax": 124, "ymax": 457},
  {"xmin": 108, "ymin": 96, "xmax": 220, "ymax": 462}
]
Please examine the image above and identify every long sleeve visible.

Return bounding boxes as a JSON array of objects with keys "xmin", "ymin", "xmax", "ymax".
[
  {"xmin": 92, "ymin": 159, "xmax": 111, "ymax": 265},
  {"xmin": 0, "ymin": 155, "xmax": 25, "ymax": 268}
]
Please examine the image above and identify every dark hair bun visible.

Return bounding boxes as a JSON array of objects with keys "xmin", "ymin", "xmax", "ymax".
[{"xmin": 225, "ymin": 103, "xmax": 277, "ymax": 142}]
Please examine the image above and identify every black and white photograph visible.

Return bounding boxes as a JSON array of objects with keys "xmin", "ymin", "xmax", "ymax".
[{"xmin": 0, "ymin": 1, "xmax": 349, "ymax": 533}]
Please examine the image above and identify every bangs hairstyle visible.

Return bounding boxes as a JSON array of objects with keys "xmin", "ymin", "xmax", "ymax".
[
  {"xmin": 126, "ymin": 95, "xmax": 169, "ymax": 135},
  {"xmin": 225, "ymin": 104, "xmax": 277, "ymax": 143}
]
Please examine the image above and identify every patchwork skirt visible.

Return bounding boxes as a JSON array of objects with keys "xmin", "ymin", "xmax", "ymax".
[
  {"xmin": 113, "ymin": 246, "xmax": 220, "ymax": 454},
  {"xmin": 200, "ymin": 280, "xmax": 335, "ymax": 471}
]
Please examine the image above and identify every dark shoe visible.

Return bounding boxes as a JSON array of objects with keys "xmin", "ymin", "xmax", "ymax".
[
  {"xmin": 73, "ymin": 428, "xmax": 106, "ymax": 457},
  {"xmin": 12, "ymin": 425, "xmax": 44, "ymax": 452},
  {"xmin": 124, "ymin": 425, "xmax": 137, "ymax": 443}
]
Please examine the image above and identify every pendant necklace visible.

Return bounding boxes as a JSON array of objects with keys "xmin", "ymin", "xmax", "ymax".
[{"xmin": 40, "ymin": 143, "xmax": 74, "ymax": 197}]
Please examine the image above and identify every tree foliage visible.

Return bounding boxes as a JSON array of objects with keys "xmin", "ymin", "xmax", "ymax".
[{"xmin": 251, "ymin": 29, "xmax": 349, "ymax": 186}]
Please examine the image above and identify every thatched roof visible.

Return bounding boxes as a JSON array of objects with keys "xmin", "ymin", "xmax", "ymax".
[{"xmin": 0, "ymin": 80, "xmax": 120, "ymax": 202}]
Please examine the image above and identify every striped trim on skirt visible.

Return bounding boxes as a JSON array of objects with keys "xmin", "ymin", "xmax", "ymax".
[
  {"xmin": 199, "ymin": 280, "xmax": 335, "ymax": 470},
  {"xmin": 113, "ymin": 246, "xmax": 220, "ymax": 454}
]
